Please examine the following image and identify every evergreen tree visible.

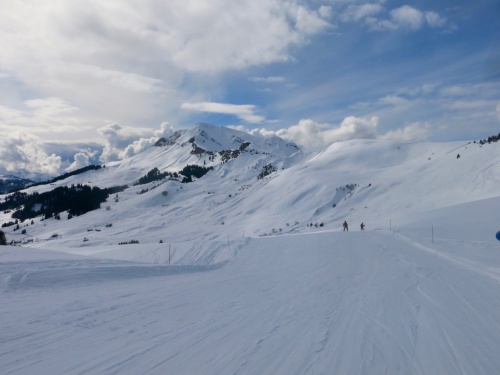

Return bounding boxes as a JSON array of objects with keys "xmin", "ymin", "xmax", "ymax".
[{"xmin": 0, "ymin": 230, "xmax": 6, "ymax": 245}]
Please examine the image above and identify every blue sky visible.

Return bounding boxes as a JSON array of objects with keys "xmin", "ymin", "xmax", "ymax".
[{"xmin": 0, "ymin": 0, "xmax": 499, "ymax": 175}]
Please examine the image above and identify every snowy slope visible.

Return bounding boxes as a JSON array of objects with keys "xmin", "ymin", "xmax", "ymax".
[
  {"xmin": 1, "ymin": 217, "xmax": 499, "ymax": 374},
  {"xmin": 5, "ymin": 130, "xmax": 497, "ymax": 249},
  {"xmin": 1, "ymin": 126, "xmax": 500, "ymax": 374}
]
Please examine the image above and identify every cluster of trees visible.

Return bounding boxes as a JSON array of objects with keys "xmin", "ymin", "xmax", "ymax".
[
  {"xmin": 137, "ymin": 165, "xmax": 214, "ymax": 185},
  {"xmin": 137, "ymin": 168, "xmax": 177, "ymax": 185},
  {"xmin": 154, "ymin": 137, "xmax": 168, "ymax": 147},
  {"xmin": 0, "ymin": 184, "xmax": 127, "ymax": 221},
  {"xmin": 118, "ymin": 240, "xmax": 139, "ymax": 245},
  {"xmin": 257, "ymin": 164, "xmax": 277, "ymax": 180},
  {"xmin": 336, "ymin": 184, "xmax": 358, "ymax": 192},
  {"xmin": 180, "ymin": 165, "xmax": 213, "ymax": 183},
  {"xmin": 477, "ymin": 133, "xmax": 500, "ymax": 145},
  {"xmin": 27, "ymin": 165, "xmax": 103, "ymax": 189},
  {"xmin": 2, "ymin": 219, "xmax": 18, "ymax": 228},
  {"xmin": 0, "ymin": 177, "xmax": 33, "ymax": 194}
]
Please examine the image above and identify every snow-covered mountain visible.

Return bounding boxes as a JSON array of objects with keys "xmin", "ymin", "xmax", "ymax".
[
  {"xmin": 1, "ymin": 124, "xmax": 500, "ymax": 374},
  {"xmin": 0, "ymin": 175, "xmax": 34, "ymax": 194},
  {"xmin": 1, "ymin": 123, "xmax": 498, "ymax": 248}
]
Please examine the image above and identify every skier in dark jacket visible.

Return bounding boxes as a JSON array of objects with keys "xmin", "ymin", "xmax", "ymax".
[
  {"xmin": 343, "ymin": 221, "xmax": 348, "ymax": 231},
  {"xmin": 360, "ymin": 222, "xmax": 365, "ymax": 230}
]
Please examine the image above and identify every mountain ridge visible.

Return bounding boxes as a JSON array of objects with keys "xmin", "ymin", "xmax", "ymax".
[{"xmin": 1, "ymin": 124, "xmax": 499, "ymax": 248}]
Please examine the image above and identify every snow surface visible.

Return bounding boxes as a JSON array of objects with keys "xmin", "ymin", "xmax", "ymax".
[{"xmin": 1, "ymin": 126, "xmax": 499, "ymax": 374}]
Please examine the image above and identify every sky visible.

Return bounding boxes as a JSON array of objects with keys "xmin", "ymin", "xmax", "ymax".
[{"xmin": 0, "ymin": 0, "xmax": 499, "ymax": 175}]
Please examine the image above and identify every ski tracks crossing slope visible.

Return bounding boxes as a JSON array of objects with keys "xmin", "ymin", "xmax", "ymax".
[{"xmin": 0, "ymin": 231, "xmax": 499, "ymax": 374}]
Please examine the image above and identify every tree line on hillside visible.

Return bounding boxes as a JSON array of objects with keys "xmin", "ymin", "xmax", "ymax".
[
  {"xmin": 477, "ymin": 132, "xmax": 500, "ymax": 145},
  {"xmin": 22, "ymin": 165, "xmax": 104, "ymax": 191},
  {"xmin": 136, "ymin": 165, "xmax": 213, "ymax": 185},
  {"xmin": 0, "ymin": 184, "xmax": 127, "ymax": 221}
]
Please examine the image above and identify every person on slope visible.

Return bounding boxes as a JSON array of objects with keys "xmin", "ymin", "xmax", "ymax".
[
  {"xmin": 360, "ymin": 222, "xmax": 365, "ymax": 230},
  {"xmin": 343, "ymin": 221, "xmax": 348, "ymax": 231}
]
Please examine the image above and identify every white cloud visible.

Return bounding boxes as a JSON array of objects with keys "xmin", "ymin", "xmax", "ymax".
[
  {"xmin": 249, "ymin": 116, "xmax": 379, "ymax": 150},
  {"xmin": 0, "ymin": 132, "xmax": 62, "ymax": 175},
  {"xmin": 97, "ymin": 122, "xmax": 177, "ymax": 162},
  {"xmin": 379, "ymin": 95, "xmax": 409, "ymax": 106},
  {"xmin": 318, "ymin": 5, "xmax": 333, "ymax": 19},
  {"xmin": 425, "ymin": 11, "xmax": 447, "ymax": 28},
  {"xmin": 65, "ymin": 152, "xmax": 90, "ymax": 172},
  {"xmin": 245, "ymin": 115, "xmax": 434, "ymax": 150},
  {"xmin": 359, "ymin": 5, "xmax": 449, "ymax": 32},
  {"xmin": 341, "ymin": 4, "xmax": 384, "ymax": 23},
  {"xmin": 249, "ymin": 76, "xmax": 287, "ymax": 83},
  {"xmin": 380, "ymin": 122, "xmax": 430, "ymax": 141},
  {"xmin": 396, "ymin": 83, "xmax": 438, "ymax": 97},
  {"xmin": 182, "ymin": 102, "xmax": 265, "ymax": 123},
  {"xmin": 0, "ymin": 0, "xmax": 331, "ymax": 141},
  {"xmin": 390, "ymin": 6, "xmax": 424, "ymax": 30},
  {"xmin": 165, "ymin": 2, "xmax": 331, "ymax": 72},
  {"xmin": 0, "ymin": 97, "xmax": 84, "ymax": 134},
  {"xmin": 98, "ymin": 123, "xmax": 146, "ymax": 162},
  {"xmin": 154, "ymin": 122, "xmax": 176, "ymax": 139}
]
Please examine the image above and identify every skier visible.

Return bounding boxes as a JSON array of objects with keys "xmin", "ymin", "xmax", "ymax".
[
  {"xmin": 343, "ymin": 221, "xmax": 348, "ymax": 231},
  {"xmin": 360, "ymin": 222, "xmax": 365, "ymax": 230}
]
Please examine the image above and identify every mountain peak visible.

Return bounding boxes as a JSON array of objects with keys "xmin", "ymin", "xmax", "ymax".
[{"xmin": 181, "ymin": 123, "xmax": 301, "ymax": 158}]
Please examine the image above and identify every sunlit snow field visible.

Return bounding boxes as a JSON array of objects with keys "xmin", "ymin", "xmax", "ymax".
[{"xmin": 1, "ymin": 134, "xmax": 499, "ymax": 374}]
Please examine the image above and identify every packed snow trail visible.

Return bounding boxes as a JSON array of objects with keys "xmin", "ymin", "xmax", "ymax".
[{"xmin": 1, "ymin": 231, "xmax": 499, "ymax": 374}]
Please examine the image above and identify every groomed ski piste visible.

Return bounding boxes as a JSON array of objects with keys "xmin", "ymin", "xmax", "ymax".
[{"xmin": 1, "ymin": 127, "xmax": 499, "ymax": 374}]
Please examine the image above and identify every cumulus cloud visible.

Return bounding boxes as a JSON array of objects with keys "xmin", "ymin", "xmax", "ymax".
[
  {"xmin": 380, "ymin": 122, "xmax": 430, "ymax": 141},
  {"xmin": 0, "ymin": 133, "xmax": 62, "ymax": 175},
  {"xmin": 425, "ymin": 11, "xmax": 447, "ymax": 28},
  {"xmin": 245, "ymin": 115, "xmax": 434, "ymax": 150},
  {"xmin": 343, "ymin": 4, "xmax": 449, "ymax": 32},
  {"xmin": 155, "ymin": 122, "xmax": 176, "ymax": 139},
  {"xmin": 0, "ymin": 1, "xmax": 332, "ymax": 142},
  {"xmin": 98, "ymin": 123, "xmax": 147, "ymax": 162},
  {"xmin": 166, "ymin": 2, "xmax": 331, "ymax": 72},
  {"xmin": 249, "ymin": 116, "xmax": 379, "ymax": 150},
  {"xmin": 65, "ymin": 152, "xmax": 90, "ymax": 172},
  {"xmin": 341, "ymin": 4, "xmax": 384, "ymax": 23},
  {"xmin": 390, "ymin": 6, "xmax": 425, "ymax": 30},
  {"xmin": 97, "ymin": 122, "xmax": 177, "ymax": 162},
  {"xmin": 182, "ymin": 102, "xmax": 265, "ymax": 123}
]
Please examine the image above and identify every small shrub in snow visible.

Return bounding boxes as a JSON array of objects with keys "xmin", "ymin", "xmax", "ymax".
[{"xmin": 118, "ymin": 240, "xmax": 139, "ymax": 245}]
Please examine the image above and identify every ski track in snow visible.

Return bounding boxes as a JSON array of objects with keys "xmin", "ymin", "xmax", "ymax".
[{"xmin": 1, "ymin": 230, "xmax": 499, "ymax": 375}]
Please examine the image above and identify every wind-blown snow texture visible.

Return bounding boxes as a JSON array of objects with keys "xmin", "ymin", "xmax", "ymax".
[{"xmin": 1, "ymin": 124, "xmax": 499, "ymax": 374}]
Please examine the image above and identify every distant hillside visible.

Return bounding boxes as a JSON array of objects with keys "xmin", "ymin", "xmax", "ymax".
[{"xmin": 0, "ymin": 176, "xmax": 33, "ymax": 194}]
